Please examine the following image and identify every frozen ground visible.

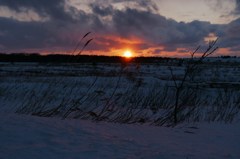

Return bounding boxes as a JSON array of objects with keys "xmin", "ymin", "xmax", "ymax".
[
  {"xmin": 0, "ymin": 113, "xmax": 239, "ymax": 159},
  {"xmin": 1, "ymin": 62, "xmax": 240, "ymax": 123},
  {"xmin": 0, "ymin": 61, "xmax": 240, "ymax": 158}
]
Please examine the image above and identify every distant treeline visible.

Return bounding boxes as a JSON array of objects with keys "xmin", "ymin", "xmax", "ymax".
[
  {"xmin": 0, "ymin": 53, "xmax": 173, "ymax": 63},
  {"xmin": 0, "ymin": 53, "xmax": 238, "ymax": 64}
]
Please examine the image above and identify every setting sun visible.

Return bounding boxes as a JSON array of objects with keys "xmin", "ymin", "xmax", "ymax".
[{"xmin": 123, "ymin": 50, "xmax": 133, "ymax": 58}]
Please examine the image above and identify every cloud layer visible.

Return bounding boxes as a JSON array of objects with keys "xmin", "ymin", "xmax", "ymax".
[{"xmin": 0, "ymin": 0, "xmax": 239, "ymax": 56}]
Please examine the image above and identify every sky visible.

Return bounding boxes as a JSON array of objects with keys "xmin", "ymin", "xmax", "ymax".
[{"xmin": 0, "ymin": 0, "xmax": 240, "ymax": 57}]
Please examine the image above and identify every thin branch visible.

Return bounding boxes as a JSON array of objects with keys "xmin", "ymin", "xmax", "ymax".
[
  {"xmin": 72, "ymin": 32, "xmax": 91, "ymax": 55},
  {"xmin": 190, "ymin": 45, "xmax": 201, "ymax": 58},
  {"xmin": 168, "ymin": 66, "xmax": 178, "ymax": 88},
  {"xmin": 77, "ymin": 38, "xmax": 93, "ymax": 55}
]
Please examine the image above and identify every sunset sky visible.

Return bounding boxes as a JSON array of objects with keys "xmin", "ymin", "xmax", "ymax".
[{"xmin": 0, "ymin": 0, "xmax": 240, "ymax": 57}]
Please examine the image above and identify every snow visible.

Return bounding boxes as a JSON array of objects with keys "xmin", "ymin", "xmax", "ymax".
[
  {"xmin": 0, "ymin": 114, "xmax": 239, "ymax": 159},
  {"xmin": 1, "ymin": 61, "xmax": 240, "ymax": 158}
]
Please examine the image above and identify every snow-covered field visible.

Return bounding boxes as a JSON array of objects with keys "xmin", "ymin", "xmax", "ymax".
[
  {"xmin": 1, "ymin": 61, "xmax": 240, "ymax": 123},
  {"xmin": 1, "ymin": 114, "xmax": 240, "ymax": 159},
  {"xmin": 0, "ymin": 60, "xmax": 240, "ymax": 158}
]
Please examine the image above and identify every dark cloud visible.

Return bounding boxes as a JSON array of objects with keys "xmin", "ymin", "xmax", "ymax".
[
  {"xmin": 111, "ymin": 8, "xmax": 216, "ymax": 50},
  {"xmin": 0, "ymin": 0, "xmax": 103, "ymax": 51},
  {"xmin": 0, "ymin": 0, "xmax": 72, "ymax": 21},
  {"xmin": 90, "ymin": 4, "xmax": 114, "ymax": 17},
  {"xmin": 218, "ymin": 18, "xmax": 240, "ymax": 48},
  {"xmin": 0, "ymin": 17, "xmax": 66, "ymax": 50},
  {"xmin": 0, "ymin": 0, "xmax": 239, "ymax": 55},
  {"xmin": 234, "ymin": 0, "xmax": 240, "ymax": 14},
  {"xmin": 89, "ymin": 5, "xmax": 216, "ymax": 51}
]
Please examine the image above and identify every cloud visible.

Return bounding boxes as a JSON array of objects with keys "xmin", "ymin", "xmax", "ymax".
[
  {"xmin": 0, "ymin": 0, "xmax": 102, "ymax": 51},
  {"xmin": 0, "ymin": 17, "xmax": 58, "ymax": 50},
  {"xmin": 110, "ymin": 8, "xmax": 216, "ymax": 50},
  {"xmin": 235, "ymin": 0, "xmax": 240, "ymax": 14},
  {"xmin": 0, "ymin": 0, "xmax": 72, "ymax": 21},
  {"xmin": 112, "ymin": 0, "xmax": 159, "ymax": 13},
  {"xmin": 0, "ymin": 0, "xmax": 239, "ymax": 56},
  {"xmin": 218, "ymin": 18, "xmax": 240, "ymax": 47},
  {"xmin": 90, "ymin": 4, "xmax": 114, "ymax": 17},
  {"xmin": 205, "ymin": 0, "xmax": 234, "ymax": 11}
]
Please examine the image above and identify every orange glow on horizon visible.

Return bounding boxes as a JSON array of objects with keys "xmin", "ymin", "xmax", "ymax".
[
  {"xmin": 13, "ymin": 46, "xmax": 233, "ymax": 57},
  {"xmin": 12, "ymin": 35, "xmax": 235, "ymax": 57}
]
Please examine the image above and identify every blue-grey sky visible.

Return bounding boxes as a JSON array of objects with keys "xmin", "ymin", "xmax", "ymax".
[{"xmin": 0, "ymin": 0, "xmax": 240, "ymax": 56}]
